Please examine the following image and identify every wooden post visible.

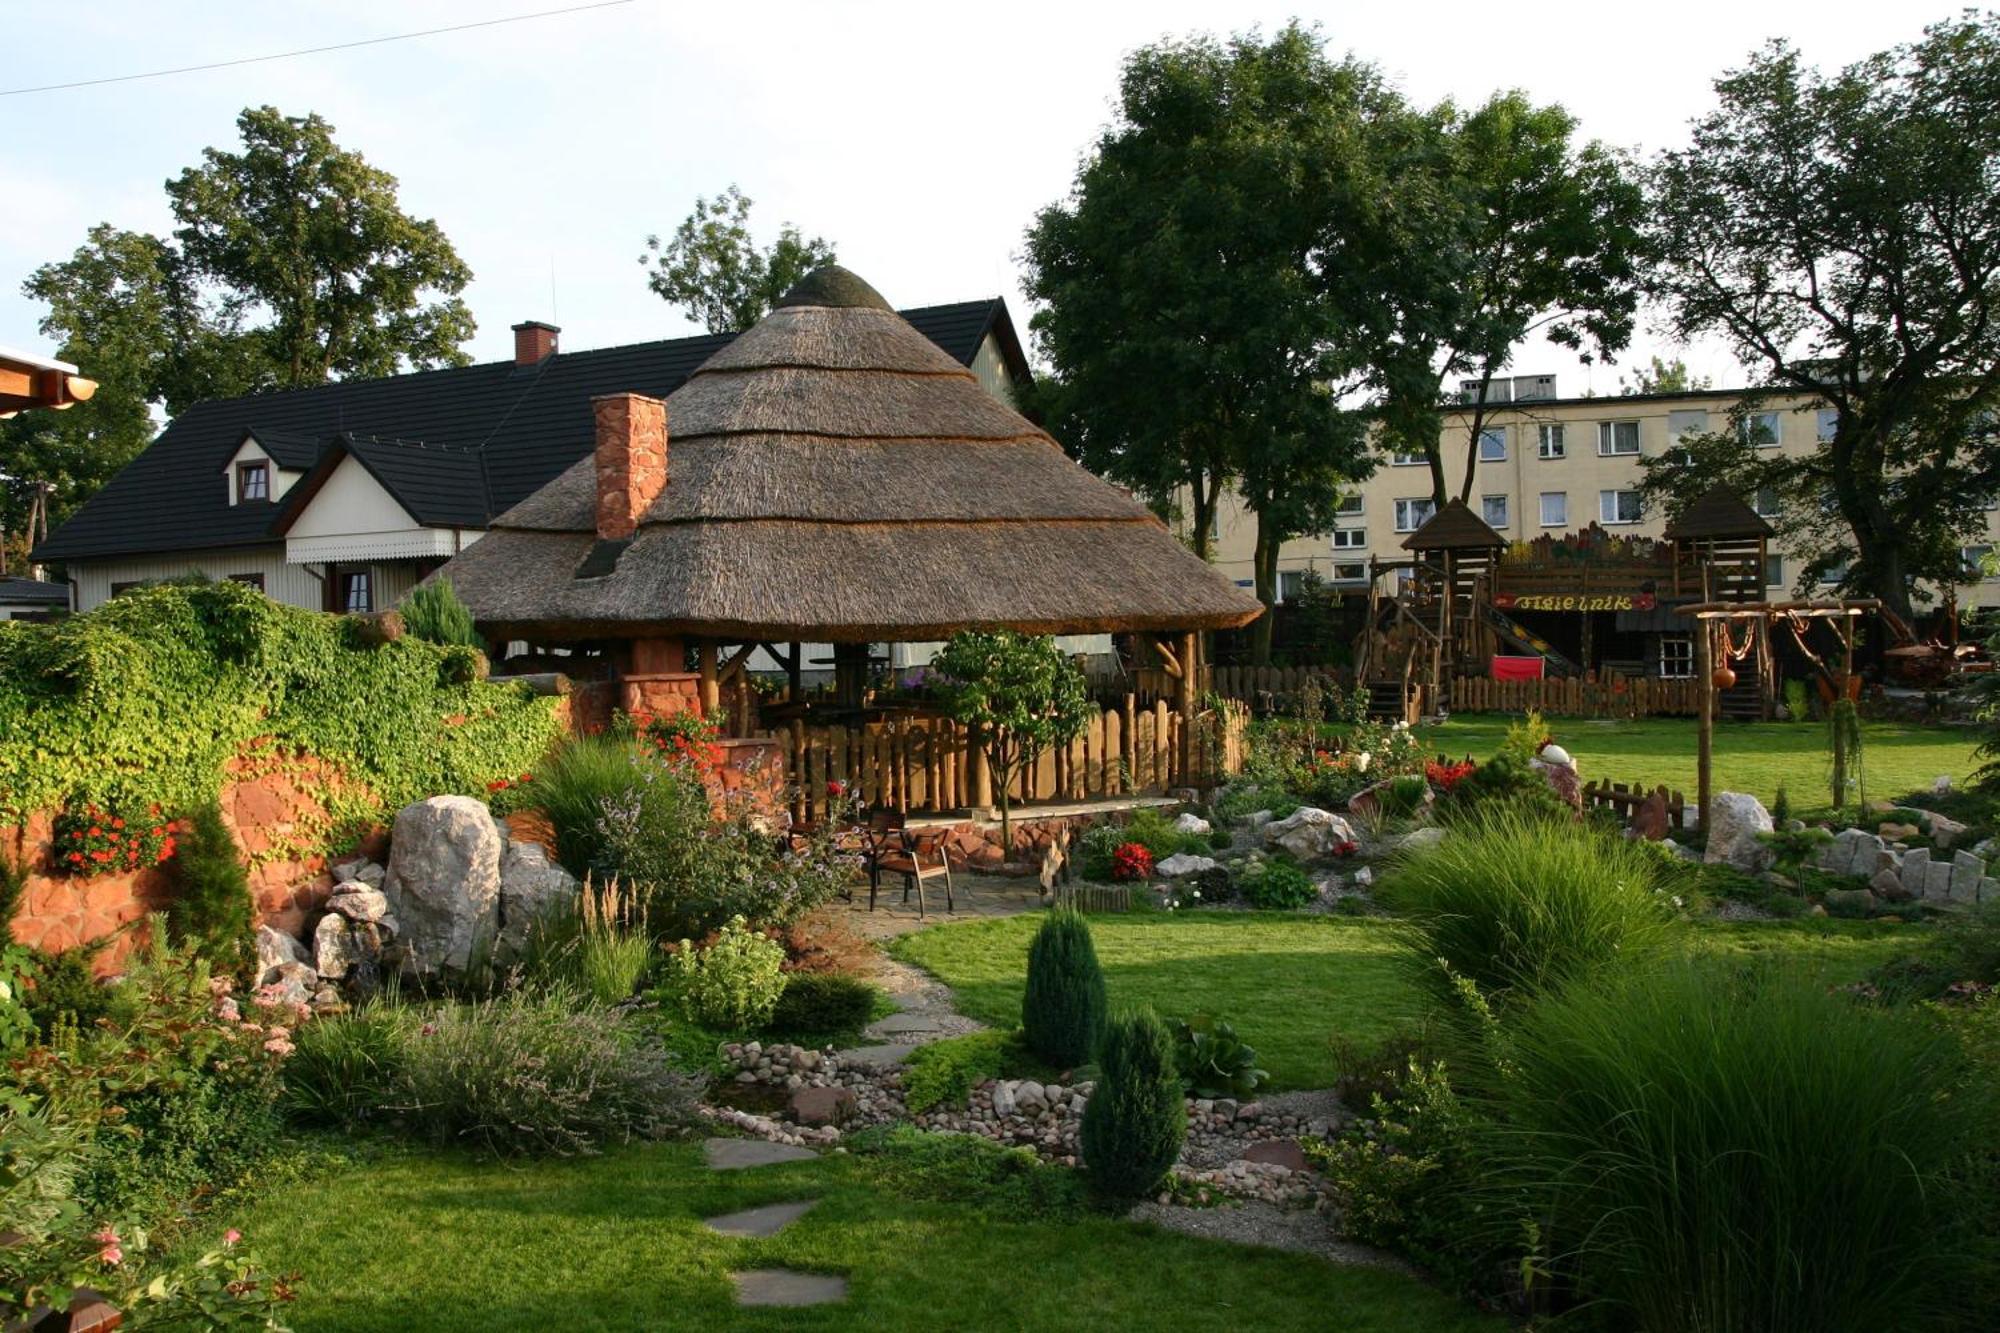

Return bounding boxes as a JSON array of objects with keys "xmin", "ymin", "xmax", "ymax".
[
  {"xmin": 697, "ymin": 640, "xmax": 719, "ymax": 717},
  {"xmin": 1696, "ymin": 615, "xmax": 1713, "ymax": 830},
  {"xmin": 787, "ymin": 640, "xmax": 802, "ymax": 704},
  {"xmin": 1177, "ymin": 630, "xmax": 1198, "ymax": 788},
  {"xmin": 969, "ymin": 724, "xmax": 992, "ymax": 814}
]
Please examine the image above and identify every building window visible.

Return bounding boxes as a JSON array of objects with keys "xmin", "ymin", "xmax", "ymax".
[
  {"xmin": 229, "ymin": 573, "xmax": 265, "ymax": 592},
  {"xmin": 237, "ymin": 461, "xmax": 269, "ymax": 502},
  {"xmin": 1964, "ymin": 547, "xmax": 1996, "ymax": 581},
  {"xmin": 1537, "ymin": 424, "xmax": 1565, "ymax": 459},
  {"xmin": 1753, "ymin": 487, "xmax": 1782, "ymax": 518},
  {"xmin": 1816, "ymin": 407, "xmax": 1838, "ymax": 442},
  {"xmin": 1600, "ymin": 489, "xmax": 1643, "ymax": 525},
  {"xmin": 1331, "ymin": 527, "xmax": 1367, "ymax": 550},
  {"xmin": 1335, "ymin": 493, "xmax": 1364, "ymax": 516},
  {"xmin": 1390, "ymin": 450, "xmax": 1427, "ymax": 467},
  {"xmin": 110, "ymin": 581, "xmax": 141, "ymax": 598},
  {"xmin": 1478, "ymin": 428, "xmax": 1507, "ymax": 462},
  {"xmin": 1765, "ymin": 555, "xmax": 1784, "ymax": 588},
  {"xmin": 1660, "ymin": 636, "xmax": 1694, "ymax": 679},
  {"xmin": 1666, "ymin": 409, "xmax": 1708, "ymax": 440},
  {"xmin": 1597, "ymin": 420, "xmax": 1641, "ymax": 456},
  {"xmin": 1331, "ymin": 561, "xmax": 1367, "ymax": 583},
  {"xmin": 1279, "ymin": 569, "xmax": 1306, "ymax": 601},
  {"xmin": 1539, "ymin": 491, "xmax": 1568, "ymax": 528},
  {"xmin": 1394, "ymin": 498, "xmax": 1436, "ymax": 533},
  {"xmin": 341, "ymin": 571, "xmax": 372, "ymax": 614},
  {"xmin": 1819, "ymin": 560, "xmax": 1850, "ymax": 585},
  {"xmin": 1741, "ymin": 411, "xmax": 1782, "ymax": 447},
  {"xmin": 1481, "ymin": 494, "xmax": 1510, "ymax": 528}
]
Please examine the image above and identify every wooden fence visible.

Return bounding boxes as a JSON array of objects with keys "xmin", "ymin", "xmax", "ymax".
[
  {"xmin": 1134, "ymin": 664, "xmax": 1344, "ymax": 708},
  {"xmin": 1581, "ymin": 778, "xmax": 1689, "ymax": 830},
  {"xmin": 765, "ymin": 698, "xmax": 1248, "ymax": 824},
  {"xmin": 1449, "ymin": 674, "xmax": 1700, "ymax": 719}
]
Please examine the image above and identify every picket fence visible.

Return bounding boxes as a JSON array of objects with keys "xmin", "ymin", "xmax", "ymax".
[
  {"xmin": 1449, "ymin": 674, "xmax": 1700, "ymax": 719},
  {"xmin": 1581, "ymin": 778, "xmax": 1689, "ymax": 830}
]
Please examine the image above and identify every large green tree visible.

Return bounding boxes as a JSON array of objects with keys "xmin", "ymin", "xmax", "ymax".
[
  {"xmin": 639, "ymin": 185, "xmax": 836, "ymax": 334},
  {"xmin": 1023, "ymin": 25, "xmax": 1381, "ymax": 659},
  {"xmin": 1363, "ymin": 91, "xmax": 1647, "ymax": 507},
  {"xmin": 1647, "ymin": 17, "xmax": 2000, "ymax": 621},
  {"xmin": 7, "ymin": 107, "xmax": 474, "ymax": 543}
]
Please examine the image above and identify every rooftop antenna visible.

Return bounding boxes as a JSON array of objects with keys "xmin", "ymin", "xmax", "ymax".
[{"xmin": 550, "ymin": 254, "xmax": 559, "ymax": 326}]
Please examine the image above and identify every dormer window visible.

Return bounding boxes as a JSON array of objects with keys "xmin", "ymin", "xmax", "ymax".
[{"xmin": 238, "ymin": 461, "xmax": 270, "ymax": 502}]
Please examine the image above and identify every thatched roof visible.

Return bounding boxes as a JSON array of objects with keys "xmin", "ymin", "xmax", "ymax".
[
  {"xmin": 438, "ymin": 266, "xmax": 1262, "ymax": 642},
  {"xmin": 1663, "ymin": 486, "xmax": 1774, "ymax": 541},
  {"xmin": 1402, "ymin": 498, "xmax": 1506, "ymax": 551}
]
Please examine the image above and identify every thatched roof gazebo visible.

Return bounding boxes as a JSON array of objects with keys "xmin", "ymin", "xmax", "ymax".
[{"xmin": 436, "ymin": 266, "xmax": 1259, "ymax": 803}]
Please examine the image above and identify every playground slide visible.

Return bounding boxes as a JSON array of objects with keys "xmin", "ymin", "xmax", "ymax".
[{"xmin": 1481, "ymin": 604, "xmax": 1581, "ymax": 676}]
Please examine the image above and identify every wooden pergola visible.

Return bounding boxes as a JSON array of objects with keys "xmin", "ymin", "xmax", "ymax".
[
  {"xmin": 1676, "ymin": 598, "xmax": 1878, "ymax": 826},
  {"xmin": 0, "ymin": 346, "xmax": 95, "ymax": 418}
]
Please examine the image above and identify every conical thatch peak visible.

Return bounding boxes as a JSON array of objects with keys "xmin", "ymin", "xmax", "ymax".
[
  {"xmin": 774, "ymin": 264, "xmax": 893, "ymax": 312},
  {"xmin": 1402, "ymin": 498, "xmax": 1506, "ymax": 550}
]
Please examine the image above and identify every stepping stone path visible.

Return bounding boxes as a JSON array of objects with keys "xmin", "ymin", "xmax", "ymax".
[
  {"xmin": 838, "ymin": 1042, "xmax": 920, "ymax": 1069},
  {"xmin": 732, "ymin": 1270, "xmax": 850, "ymax": 1307},
  {"xmin": 702, "ymin": 1138, "xmax": 819, "ymax": 1171},
  {"xmin": 703, "ymin": 1200, "xmax": 818, "ymax": 1238}
]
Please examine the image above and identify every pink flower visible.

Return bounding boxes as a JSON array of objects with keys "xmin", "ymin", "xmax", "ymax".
[
  {"xmin": 93, "ymin": 1228, "xmax": 122, "ymax": 1267},
  {"xmin": 216, "ymin": 998, "xmax": 240, "ymax": 1022},
  {"xmin": 224, "ymin": 1229, "xmax": 242, "ymax": 1247},
  {"xmin": 263, "ymin": 1034, "xmax": 294, "ymax": 1056}
]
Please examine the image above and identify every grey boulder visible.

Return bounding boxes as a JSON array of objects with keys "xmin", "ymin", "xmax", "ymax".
[
  {"xmin": 381, "ymin": 796, "xmax": 506, "ymax": 977},
  {"xmin": 255, "ymin": 924, "xmax": 310, "ymax": 984},
  {"xmin": 497, "ymin": 840, "xmax": 581, "ymax": 961},
  {"xmin": 1704, "ymin": 793, "xmax": 1774, "ymax": 872},
  {"xmin": 1262, "ymin": 807, "xmax": 1357, "ymax": 861}
]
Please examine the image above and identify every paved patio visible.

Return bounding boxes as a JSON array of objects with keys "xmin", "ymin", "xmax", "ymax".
[{"xmin": 833, "ymin": 869, "xmax": 1046, "ymax": 941}]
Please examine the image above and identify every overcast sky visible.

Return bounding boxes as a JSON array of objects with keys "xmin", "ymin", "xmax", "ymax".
[{"xmin": 0, "ymin": 0, "xmax": 1941, "ymax": 396}]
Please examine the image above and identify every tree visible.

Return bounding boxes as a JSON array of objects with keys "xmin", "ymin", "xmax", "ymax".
[
  {"xmin": 639, "ymin": 185, "xmax": 835, "ymax": 334},
  {"xmin": 1647, "ymin": 18, "xmax": 2000, "ymax": 620},
  {"xmin": 1079, "ymin": 1007, "xmax": 1185, "ymax": 1198},
  {"xmin": 167, "ymin": 797, "xmax": 255, "ymax": 974},
  {"xmin": 1363, "ymin": 91, "xmax": 1647, "ymax": 507},
  {"xmin": 1020, "ymin": 908, "xmax": 1106, "ymax": 1067},
  {"xmin": 1618, "ymin": 355, "xmax": 1711, "ymax": 396},
  {"xmin": 1022, "ymin": 25, "xmax": 1381, "ymax": 655},
  {"xmin": 932, "ymin": 630, "xmax": 1092, "ymax": 858}
]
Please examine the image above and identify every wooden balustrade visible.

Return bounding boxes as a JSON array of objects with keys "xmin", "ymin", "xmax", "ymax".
[{"xmin": 1449, "ymin": 674, "xmax": 1700, "ymax": 719}]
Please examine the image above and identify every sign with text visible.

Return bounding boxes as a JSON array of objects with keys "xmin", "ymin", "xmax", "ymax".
[{"xmin": 1494, "ymin": 592, "xmax": 1656, "ymax": 613}]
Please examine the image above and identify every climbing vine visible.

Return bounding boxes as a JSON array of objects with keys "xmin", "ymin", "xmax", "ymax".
[{"xmin": 0, "ymin": 581, "xmax": 563, "ymax": 838}]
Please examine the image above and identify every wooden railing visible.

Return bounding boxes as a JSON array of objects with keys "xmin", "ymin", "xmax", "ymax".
[
  {"xmin": 1135, "ymin": 663, "xmax": 1345, "ymax": 707},
  {"xmin": 1582, "ymin": 778, "xmax": 1689, "ymax": 830},
  {"xmin": 1450, "ymin": 674, "xmax": 1700, "ymax": 719},
  {"xmin": 765, "ymin": 698, "xmax": 1249, "ymax": 824}
]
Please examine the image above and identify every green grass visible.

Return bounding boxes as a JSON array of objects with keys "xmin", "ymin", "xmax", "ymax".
[
  {"xmin": 892, "ymin": 913, "xmax": 1418, "ymax": 1090},
  {"xmin": 228, "ymin": 1138, "xmax": 1499, "ymax": 1332},
  {"xmin": 1692, "ymin": 916, "xmax": 1917, "ymax": 985},
  {"xmin": 1420, "ymin": 714, "xmax": 1978, "ymax": 819}
]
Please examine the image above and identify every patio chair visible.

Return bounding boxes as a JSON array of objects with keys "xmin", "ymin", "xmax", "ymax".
[{"xmin": 869, "ymin": 816, "xmax": 954, "ymax": 919}]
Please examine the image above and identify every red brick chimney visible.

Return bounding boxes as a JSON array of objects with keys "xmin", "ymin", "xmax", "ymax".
[
  {"xmin": 592, "ymin": 393, "xmax": 667, "ymax": 540},
  {"xmin": 512, "ymin": 320, "xmax": 560, "ymax": 366}
]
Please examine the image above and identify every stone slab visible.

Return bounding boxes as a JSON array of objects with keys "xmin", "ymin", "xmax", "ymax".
[
  {"xmin": 838, "ymin": 1042, "xmax": 919, "ymax": 1068},
  {"xmin": 702, "ymin": 1138, "xmax": 819, "ymax": 1171},
  {"xmin": 732, "ymin": 1269, "xmax": 849, "ymax": 1307},
  {"xmin": 703, "ymin": 1200, "xmax": 818, "ymax": 1238},
  {"xmin": 1239, "ymin": 1139, "xmax": 1311, "ymax": 1172},
  {"xmin": 866, "ymin": 1012, "xmax": 947, "ymax": 1037}
]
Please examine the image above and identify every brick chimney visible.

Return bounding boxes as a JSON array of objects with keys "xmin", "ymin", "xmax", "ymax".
[
  {"xmin": 512, "ymin": 320, "xmax": 560, "ymax": 366},
  {"xmin": 592, "ymin": 393, "xmax": 667, "ymax": 540}
]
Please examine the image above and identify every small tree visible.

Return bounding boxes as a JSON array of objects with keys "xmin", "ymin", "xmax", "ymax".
[
  {"xmin": 400, "ymin": 577, "xmax": 483, "ymax": 649},
  {"xmin": 932, "ymin": 631, "xmax": 1092, "ymax": 859},
  {"xmin": 167, "ymin": 798, "xmax": 255, "ymax": 975},
  {"xmin": 1021, "ymin": 908, "xmax": 1107, "ymax": 1067},
  {"xmin": 1080, "ymin": 1006, "xmax": 1185, "ymax": 1199},
  {"xmin": 638, "ymin": 185, "xmax": 836, "ymax": 334}
]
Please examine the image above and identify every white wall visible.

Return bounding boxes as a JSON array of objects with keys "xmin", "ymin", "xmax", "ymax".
[{"xmin": 71, "ymin": 546, "xmax": 322, "ymax": 612}]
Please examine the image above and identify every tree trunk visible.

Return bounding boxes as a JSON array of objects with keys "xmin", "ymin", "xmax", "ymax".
[
  {"xmin": 1251, "ymin": 513, "xmax": 1281, "ymax": 665},
  {"xmin": 1187, "ymin": 471, "xmax": 1220, "ymax": 562}
]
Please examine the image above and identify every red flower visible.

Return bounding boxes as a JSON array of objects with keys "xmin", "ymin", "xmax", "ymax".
[
  {"xmin": 67, "ymin": 851, "xmax": 83, "ymax": 864},
  {"xmin": 828, "ymin": 780, "xmax": 847, "ymax": 798},
  {"xmin": 487, "ymin": 779, "xmax": 509, "ymax": 792},
  {"xmin": 519, "ymin": 773, "xmax": 533, "ymax": 783},
  {"xmin": 1111, "ymin": 842, "xmax": 1154, "ymax": 882},
  {"xmin": 90, "ymin": 850, "xmax": 110, "ymax": 863},
  {"xmin": 88, "ymin": 826, "xmax": 103, "ymax": 838},
  {"xmin": 111, "ymin": 818, "xmax": 124, "ymax": 830}
]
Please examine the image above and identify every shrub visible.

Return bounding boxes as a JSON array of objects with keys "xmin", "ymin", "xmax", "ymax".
[
  {"xmin": 1375, "ymin": 810, "xmax": 1677, "ymax": 1007},
  {"xmin": 1211, "ymin": 781, "xmax": 1285, "ymax": 827},
  {"xmin": 48, "ymin": 801, "xmax": 177, "ymax": 877},
  {"xmin": 22, "ymin": 944, "xmax": 128, "ymax": 1040},
  {"xmin": 661, "ymin": 916, "xmax": 786, "ymax": 1031},
  {"xmin": 166, "ymin": 797, "xmax": 255, "ymax": 973},
  {"xmin": 1020, "ymin": 909, "xmax": 1106, "ymax": 1067},
  {"xmin": 1487, "ymin": 960, "xmax": 1992, "ymax": 1332},
  {"xmin": 392, "ymin": 984, "xmax": 700, "ymax": 1155},
  {"xmin": 519, "ymin": 876, "xmax": 655, "ymax": 1006},
  {"xmin": 1120, "ymin": 808, "xmax": 1195, "ymax": 859},
  {"xmin": 1239, "ymin": 858, "xmax": 1317, "ymax": 910},
  {"xmin": 904, "ymin": 1029, "xmax": 1015, "ymax": 1113},
  {"xmin": 849, "ymin": 1124, "xmax": 1088, "ymax": 1223},
  {"xmin": 528, "ymin": 735, "xmax": 660, "ymax": 879},
  {"xmin": 280, "ymin": 1005, "xmax": 403, "ymax": 1127},
  {"xmin": 1439, "ymin": 749, "xmax": 1570, "ymax": 823},
  {"xmin": 1328, "ymin": 1023, "xmax": 1438, "ymax": 1114},
  {"xmin": 1868, "ymin": 899, "xmax": 2000, "ymax": 1001},
  {"xmin": 1075, "ymin": 824, "xmax": 1125, "ymax": 881},
  {"xmin": 399, "ymin": 577, "xmax": 483, "ymax": 648},
  {"xmin": 1110, "ymin": 843, "xmax": 1154, "ymax": 882},
  {"xmin": 1188, "ymin": 865, "xmax": 1235, "ymax": 903},
  {"xmin": 1080, "ymin": 1007, "xmax": 1184, "ymax": 1199},
  {"xmin": 1170, "ymin": 1014, "xmax": 1268, "ymax": 1098},
  {"xmin": 767, "ymin": 971, "xmax": 879, "ymax": 1036}
]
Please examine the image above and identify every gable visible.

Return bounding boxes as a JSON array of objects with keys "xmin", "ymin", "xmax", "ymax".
[{"xmin": 285, "ymin": 454, "xmax": 460, "ymax": 561}]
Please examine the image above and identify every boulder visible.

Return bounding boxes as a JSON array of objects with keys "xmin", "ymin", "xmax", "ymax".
[
  {"xmin": 263, "ymin": 960, "xmax": 317, "ymax": 1005},
  {"xmin": 497, "ymin": 840, "xmax": 582, "ymax": 961},
  {"xmin": 787, "ymin": 1085, "xmax": 858, "ymax": 1128},
  {"xmin": 1155, "ymin": 852, "xmax": 1219, "ymax": 879},
  {"xmin": 1871, "ymin": 867, "xmax": 1914, "ymax": 902},
  {"xmin": 1262, "ymin": 808, "xmax": 1357, "ymax": 861},
  {"xmin": 1173, "ymin": 812, "xmax": 1212, "ymax": 837},
  {"xmin": 255, "ymin": 924, "xmax": 310, "ymax": 983},
  {"xmin": 1531, "ymin": 749, "xmax": 1583, "ymax": 813},
  {"xmin": 1393, "ymin": 826, "xmax": 1445, "ymax": 855},
  {"xmin": 1629, "ymin": 790, "xmax": 1671, "ymax": 841},
  {"xmin": 1703, "ymin": 793, "xmax": 1774, "ymax": 872},
  {"xmin": 1899, "ymin": 848, "xmax": 1933, "ymax": 898},
  {"xmin": 1878, "ymin": 822, "xmax": 1921, "ymax": 843},
  {"xmin": 381, "ymin": 796, "xmax": 506, "ymax": 977},
  {"xmin": 331, "ymin": 858, "xmax": 386, "ymax": 888},
  {"xmin": 325, "ymin": 883, "xmax": 392, "ymax": 926},
  {"xmin": 314, "ymin": 912, "xmax": 386, "ymax": 986},
  {"xmin": 1245, "ymin": 810, "xmax": 1276, "ymax": 831},
  {"xmin": 1821, "ymin": 887, "xmax": 1877, "ymax": 919},
  {"xmin": 1927, "ymin": 812, "xmax": 1970, "ymax": 849},
  {"xmin": 1819, "ymin": 829, "xmax": 1887, "ymax": 878}
]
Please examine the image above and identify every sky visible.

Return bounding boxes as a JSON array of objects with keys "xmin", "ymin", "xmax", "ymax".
[{"xmin": 0, "ymin": 0, "xmax": 1942, "ymax": 396}]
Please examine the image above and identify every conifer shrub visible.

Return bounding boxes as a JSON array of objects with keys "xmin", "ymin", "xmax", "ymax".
[
  {"xmin": 1080, "ymin": 1007, "xmax": 1185, "ymax": 1199},
  {"xmin": 399, "ymin": 577, "xmax": 484, "ymax": 649},
  {"xmin": 1020, "ymin": 908, "xmax": 1106, "ymax": 1067},
  {"xmin": 166, "ymin": 798, "xmax": 255, "ymax": 974}
]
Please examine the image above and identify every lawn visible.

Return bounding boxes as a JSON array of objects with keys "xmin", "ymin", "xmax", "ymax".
[
  {"xmin": 891, "ymin": 912, "xmax": 1418, "ymax": 1090},
  {"xmin": 231, "ymin": 1137, "xmax": 1499, "ymax": 1332},
  {"xmin": 1423, "ymin": 713, "xmax": 1978, "ymax": 818}
]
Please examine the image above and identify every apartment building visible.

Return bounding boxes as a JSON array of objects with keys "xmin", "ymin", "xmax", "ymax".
[{"xmin": 1195, "ymin": 376, "xmax": 2000, "ymax": 611}]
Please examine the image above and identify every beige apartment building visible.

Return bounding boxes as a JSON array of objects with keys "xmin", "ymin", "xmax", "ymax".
[{"xmin": 1192, "ymin": 376, "xmax": 2000, "ymax": 612}]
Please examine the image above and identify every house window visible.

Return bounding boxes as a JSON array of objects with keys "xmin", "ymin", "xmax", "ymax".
[
  {"xmin": 1331, "ymin": 527, "xmax": 1367, "ymax": 550},
  {"xmin": 1765, "ymin": 555, "xmax": 1785, "ymax": 588},
  {"xmin": 1537, "ymin": 424, "xmax": 1565, "ymax": 459},
  {"xmin": 1539, "ymin": 491, "xmax": 1568, "ymax": 528},
  {"xmin": 341, "ymin": 571, "xmax": 373, "ymax": 614},
  {"xmin": 110, "ymin": 581, "xmax": 141, "ymax": 598},
  {"xmin": 1478, "ymin": 428, "xmax": 1507, "ymax": 462},
  {"xmin": 229, "ymin": 573, "xmax": 265, "ymax": 592},
  {"xmin": 1741, "ymin": 411, "xmax": 1782, "ymax": 448},
  {"xmin": 1481, "ymin": 494, "xmax": 1510, "ymax": 528},
  {"xmin": 1331, "ymin": 561, "xmax": 1367, "ymax": 583},
  {"xmin": 1816, "ymin": 408, "xmax": 1839, "ymax": 442},
  {"xmin": 1753, "ymin": 487, "xmax": 1782, "ymax": 518},
  {"xmin": 1819, "ymin": 560, "xmax": 1850, "ymax": 585},
  {"xmin": 1963, "ymin": 547, "xmax": 1996, "ymax": 581},
  {"xmin": 1666, "ymin": 409, "xmax": 1708, "ymax": 440},
  {"xmin": 237, "ymin": 461, "xmax": 269, "ymax": 502},
  {"xmin": 1335, "ymin": 494, "xmax": 1364, "ymax": 517},
  {"xmin": 1390, "ymin": 450, "xmax": 1427, "ymax": 467},
  {"xmin": 1600, "ymin": 489, "xmax": 1643, "ymax": 525},
  {"xmin": 1597, "ymin": 420, "xmax": 1641, "ymax": 456},
  {"xmin": 1279, "ymin": 569, "xmax": 1306, "ymax": 601},
  {"xmin": 1660, "ymin": 636, "xmax": 1694, "ymax": 679},
  {"xmin": 1394, "ymin": 498, "xmax": 1436, "ymax": 533}
]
